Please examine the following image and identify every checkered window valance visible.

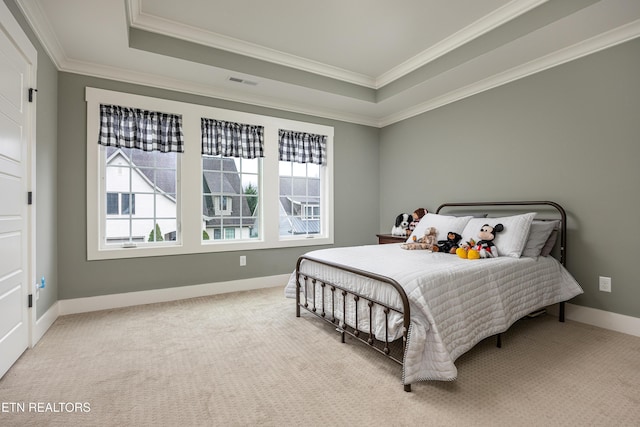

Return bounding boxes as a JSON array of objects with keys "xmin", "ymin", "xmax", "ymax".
[
  {"xmin": 278, "ymin": 129, "xmax": 327, "ymax": 165},
  {"xmin": 201, "ymin": 118, "xmax": 264, "ymax": 159},
  {"xmin": 98, "ymin": 104, "xmax": 184, "ymax": 153}
]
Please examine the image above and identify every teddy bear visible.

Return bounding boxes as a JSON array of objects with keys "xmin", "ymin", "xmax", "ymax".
[
  {"xmin": 401, "ymin": 227, "xmax": 438, "ymax": 251},
  {"xmin": 456, "ymin": 223, "xmax": 504, "ymax": 259},
  {"xmin": 437, "ymin": 232, "xmax": 462, "ymax": 254}
]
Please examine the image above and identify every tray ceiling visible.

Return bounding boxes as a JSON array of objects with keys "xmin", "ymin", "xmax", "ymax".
[{"xmin": 16, "ymin": 0, "xmax": 640, "ymax": 126}]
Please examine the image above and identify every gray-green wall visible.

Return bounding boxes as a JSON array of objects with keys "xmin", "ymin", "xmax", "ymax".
[
  {"xmin": 57, "ymin": 73, "xmax": 380, "ymax": 299},
  {"xmin": 4, "ymin": 0, "xmax": 58, "ymax": 319},
  {"xmin": 379, "ymin": 38, "xmax": 640, "ymax": 318},
  {"xmin": 6, "ymin": 0, "xmax": 639, "ymax": 320}
]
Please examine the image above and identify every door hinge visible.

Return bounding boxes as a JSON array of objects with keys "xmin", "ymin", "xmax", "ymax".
[
  {"xmin": 28, "ymin": 191, "xmax": 33, "ymax": 205},
  {"xmin": 28, "ymin": 88, "xmax": 37, "ymax": 102},
  {"xmin": 28, "ymin": 294, "xmax": 33, "ymax": 308}
]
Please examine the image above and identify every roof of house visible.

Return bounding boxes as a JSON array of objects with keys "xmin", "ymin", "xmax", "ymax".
[
  {"xmin": 106, "ymin": 147, "xmax": 177, "ymax": 196},
  {"xmin": 279, "ymin": 176, "xmax": 320, "ymax": 235}
]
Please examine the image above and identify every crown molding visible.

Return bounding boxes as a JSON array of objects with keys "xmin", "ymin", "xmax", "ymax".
[
  {"xmin": 57, "ymin": 57, "xmax": 380, "ymax": 127},
  {"xmin": 127, "ymin": 0, "xmax": 376, "ymax": 88},
  {"xmin": 378, "ymin": 18, "xmax": 640, "ymax": 127},
  {"xmin": 15, "ymin": 0, "xmax": 65, "ymax": 69},
  {"xmin": 13, "ymin": 0, "xmax": 640, "ymax": 129},
  {"xmin": 375, "ymin": 0, "xmax": 548, "ymax": 88}
]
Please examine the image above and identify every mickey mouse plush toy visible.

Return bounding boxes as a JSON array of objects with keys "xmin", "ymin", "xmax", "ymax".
[{"xmin": 457, "ymin": 223, "xmax": 504, "ymax": 259}]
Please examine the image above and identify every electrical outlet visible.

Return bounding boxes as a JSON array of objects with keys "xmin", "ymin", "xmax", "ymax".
[
  {"xmin": 599, "ymin": 276, "xmax": 611, "ymax": 292},
  {"xmin": 240, "ymin": 255, "xmax": 246, "ymax": 266}
]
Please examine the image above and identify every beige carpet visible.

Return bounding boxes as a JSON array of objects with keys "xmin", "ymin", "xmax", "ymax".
[{"xmin": 1, "ymin": 286, "xmax": 639, "ymax": 427}]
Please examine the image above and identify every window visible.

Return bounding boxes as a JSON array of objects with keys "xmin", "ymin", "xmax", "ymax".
[
  {"xmin": 203, "ymin": 156, "xmax": 259, "ymax": 241},
  {"xmin": 121, "ymin": 193, "xmax": 135, "ymax": 215},
  {"xmin": 304, "ymin": 205, "xmax": 320, "ymax": 220},
  {"xmin": 215, "ymin": 196, "xmax": 232, "ymax": 215},
  {"xmin": 279, "ymin": 161, "xmax": 321, "ymax": 235},
  {"xmin": 106, "ymin": 192, "xmax": 119, "ymax": 215},
  {"xmin": 201, "ymin": 117, "xmax": 263, "ymax": 242},
  {"xmin": 86, "ymin": 88, "xmax": 333, "ymax": 260},
  {"xmin": 103, "ymin": 147, "xmax": 178, "ymax": 245},
  {"xmin": 225, "ymin": 228, "xmax": 236, "ymax": 240},
  {"xmin": 278, "ymin": 129, "xmax": 326, "ymax": 237},
  {"xmin": 106, "ymin": 192, "xmax": 136, "ymax": 215}
]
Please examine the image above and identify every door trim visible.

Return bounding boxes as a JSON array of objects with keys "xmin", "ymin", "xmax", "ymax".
[{"xmin": 0, "ymin": 0, "xmax": 38, "ymax": 347}]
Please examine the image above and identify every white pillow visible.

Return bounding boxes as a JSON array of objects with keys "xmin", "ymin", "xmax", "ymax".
[
  {"xmin": 522, "ymin": 220, "xmax": 560, "ymax": 257},
  {"xmin": 407, "ymin": 213, "xmax": 473, "ymax": 243},
  {"xmin": 460, "ymin": 212, "xmax": 536, "ymax": 258}
]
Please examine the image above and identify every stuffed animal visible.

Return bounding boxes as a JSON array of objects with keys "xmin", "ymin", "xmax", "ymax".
[
  {"xmin": 437, "ymin": 232, "xmax": 462, "ymax": 254},
  {"xmin": 408, "ymin": 208, "xmax": 428, "ymax": 234},
  {"xmin": 457, "ymin": 223, "xmax": 504, "ymax": 259},
  {"xmin": 420, "ymin": 226, "xmax": 438, "ymax": 249},
  {"xmin": 391, "ymin": 213, "xmax": 412, "ymax": 236},
  {"xmin": 401, "ymin": 227, "xmax": 438, "ymax": 250}
]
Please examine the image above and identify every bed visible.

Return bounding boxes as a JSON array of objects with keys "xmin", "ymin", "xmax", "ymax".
[{"xmin": 284, "ymin": 201, "xmax": 583, "ymax": 391}]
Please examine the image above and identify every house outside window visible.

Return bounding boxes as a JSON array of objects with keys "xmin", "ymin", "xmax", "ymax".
[
  {"xmin": 279, "ymin": 161, "xmax": 321, "ymax": 236},
  {"xmin": 202, "ymin": 156, "xmax": 259, "ymax": 241}
]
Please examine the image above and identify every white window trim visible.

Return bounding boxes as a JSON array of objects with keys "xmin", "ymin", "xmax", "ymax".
[{"xmin": 86, "ymin": 87, "xmax": 334, "ymax": 260}]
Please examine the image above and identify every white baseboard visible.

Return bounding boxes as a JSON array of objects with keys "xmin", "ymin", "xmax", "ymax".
[
  {"xmin": 31, "ymin": 301, "xmax": 59, "ymax": 346},
  {"xmin": 548, "ymin": 303, "xmax": 640, "ymax": 338},
  {"xmin": 57, "ymin": 273, "xmax": 290, "ymax": 316},
  {"xmin": 38, "ymin": 276, "xmax": 640, "ymax": 341}
]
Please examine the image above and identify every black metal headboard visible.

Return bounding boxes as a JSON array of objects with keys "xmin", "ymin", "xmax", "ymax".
[{"xmin": 435, "ymin": 201, "xmax": 567, "ymax": 267}]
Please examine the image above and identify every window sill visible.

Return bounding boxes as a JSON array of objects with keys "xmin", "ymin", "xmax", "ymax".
[{"xmin": 88, "ymin": 236, "xmax": 334, "ymax": 260}]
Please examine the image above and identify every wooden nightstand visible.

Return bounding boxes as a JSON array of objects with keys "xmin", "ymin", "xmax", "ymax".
[{"xmin": 376, "ymin": 234, "xmax": 407, "ymax": 244}]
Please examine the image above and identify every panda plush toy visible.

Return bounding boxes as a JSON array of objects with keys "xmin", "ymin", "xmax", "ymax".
[{"xmin": 391, "ymin": 213, "xmax": 412, "ymax": 236}]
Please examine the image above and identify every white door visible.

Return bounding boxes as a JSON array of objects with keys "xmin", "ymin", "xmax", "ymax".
[{"xmin": 0, "ymin": 5, "xmax": 36, "ymax": 379}]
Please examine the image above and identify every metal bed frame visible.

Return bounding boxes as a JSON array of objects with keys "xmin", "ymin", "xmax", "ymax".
[{"xmin": 295, "ymin": 201, "xmax": 568, "ymax": 392}]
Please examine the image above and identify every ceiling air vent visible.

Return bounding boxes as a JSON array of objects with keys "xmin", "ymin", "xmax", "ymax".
[{"xmin": 228, "ymin": 76, "xmax": 258, "ymax": 86}]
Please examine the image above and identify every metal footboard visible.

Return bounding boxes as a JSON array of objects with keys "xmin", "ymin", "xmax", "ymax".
[{"xmin": 295, "ymin": 255, "xmax": 413, "ymax": 392}]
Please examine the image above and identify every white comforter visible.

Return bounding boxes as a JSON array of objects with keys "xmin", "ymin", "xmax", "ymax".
[{"xmin": 285, "ymin": 244, "xmax": 583, "ymax": 384}]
